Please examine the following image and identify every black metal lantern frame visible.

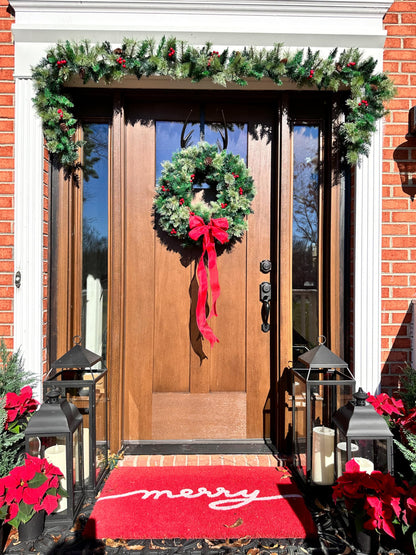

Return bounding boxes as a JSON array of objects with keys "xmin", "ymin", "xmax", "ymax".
[
  {"xmin": 44, "ymin": 339, "xmax": 109, "ymax": 497},
  {"xmin": 332, "ymin": 388, "xmax": 394, "ymax": 478},
  {"xmin": 290, "ymin": 342, "xmax": 356, "ymax": 485},
  {"xmin": 24, "ymin": 388, "xmax": 84, "ymax": 527}
]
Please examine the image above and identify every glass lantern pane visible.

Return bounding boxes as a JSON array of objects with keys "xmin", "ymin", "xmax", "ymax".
[
  {"xmin": 73, "ymin": 427, "xmax": 84, "ymax": 510},
  {"xmin": 293, "ymin": 377, "xmax": 307, "ymax": 474},
  {"xmin": 95, "ymin": 374, "xmax": 108, "ymax": 480},
  {"xmin": 353, "ymin": 439, "xmax": 387, "ymax": 473},
  {"xmin": 27, "ymin": 435, "xmax": 69, "ymax": 514}
]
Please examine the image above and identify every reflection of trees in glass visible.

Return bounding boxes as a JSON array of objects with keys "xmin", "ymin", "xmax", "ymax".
[
  {"xmin": 292, "ymin": 126, "xmax": 320, "ymax": 352},
  {"xmin": 82, "ymin": 219, "xmax": 108, "ymax": 284},
  {"xmin": 81, "ymin": 123, "xmax": 109, "ymax": 363},
  {"xmin": 83, "ymin": 124, "xmax": 108, "ymax": 183},
  {"xmin": 292, "ymin": 128, "xmax": 319, "ymax": 290}
]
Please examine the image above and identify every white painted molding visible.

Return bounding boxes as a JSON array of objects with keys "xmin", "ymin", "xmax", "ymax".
[
  {"xmin": 11, "ymin": 0, "xmax": 390, "ymax": 76},
  {"xmin": 353, "ymin": 119, "xmax": 383, "ymax": 395},
  {"xmin": 14, "ymin": 78, "xmax": 44, "ymax": 401}
]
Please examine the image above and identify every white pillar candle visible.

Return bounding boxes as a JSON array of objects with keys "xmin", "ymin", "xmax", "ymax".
[
  {"xmin": 353, "ymin": 457, "xmax": 374, "ymax": 474},
  {"xmin": 45, "ymin": 445, "xmax": 67, "ymax": 512},
  {"xmin": 312, "ymin": 426, "xmax": 335, "ymax": 485},
  {"xmin": 83, "ymin": 428, "xmax": 90, "ymax": 481}
]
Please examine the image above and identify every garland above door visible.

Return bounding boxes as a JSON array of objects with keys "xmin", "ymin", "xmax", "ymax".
[{"xmin": 31, "ymin": 37, "xmax": 395, "ymax": 171}]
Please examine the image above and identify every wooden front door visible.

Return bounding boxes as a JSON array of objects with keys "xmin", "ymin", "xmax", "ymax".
[{"xmin": 121, "ymin": 95, "xmax": 275, "ymax": 442}]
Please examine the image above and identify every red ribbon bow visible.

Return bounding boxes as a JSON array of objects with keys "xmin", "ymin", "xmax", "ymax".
[{"xmin": 188, "ymin": 215, "xmax": 229, "ymax": 346}]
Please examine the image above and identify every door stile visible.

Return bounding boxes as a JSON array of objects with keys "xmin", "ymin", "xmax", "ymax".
[
  {"xmin": 329, "ymin": 97, "xmax": 345, "ymax": 358},
  {"xmin": 277, "ymin": 93, "xmax": 294, "ymax": 449},
  {"xmin": 108, "ymin": 93, "xmax": 125, "ymax": 451},
  {"xmin": 246, "ymin": 109, "xmax": 273, "ymax": 439}
]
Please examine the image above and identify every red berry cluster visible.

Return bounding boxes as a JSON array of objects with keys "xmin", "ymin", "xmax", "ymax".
[
  {"xmin": 347, "ymin": 62, "xmax": 356, "ymax": 68},
  {"xmin": 161, "ymin": 185, "xmax": 170, "ymax": 192},
  {"xmin": 170, "ymin": 229, "xmax": 177, "ymax": 235},
  {"xmin": 358, "ymin": 99, "xmax": 369, "ymax": 108},
  {"xmin": 307, "ymin": 69, "xmax": 315, "ymax": 79},
  {"xmin": 57, "ymin": 59, "xmax": 67, "ymax": 68},
  {"xmin": 57, "ymin": 109, "xmax": 63, "ymax": 119},
  {"xmin": 116, "ymin": 57, "xmax": 126, "ymax": 68},
  {"xmin": 190, "ymin": 173, "xmax": 195, "ymax": 183},
  {"xmin": 168, "ymin": 48, "xmax": 175, "ymax": 58},
  {"xmin": 239, "ymin": 187, "xmax": 243, "ymax": 195},
  {"xmin": 207, "ymin": 51, "xmax": 220, "ymax": 68},
  {"xmin": 221, "ymin": 203, "xmax": 228, "ymax": 209},
  {"xmin": 179, "ymin": 198, "xmax": 184, "ymax": 205},
  {"xmin": 232, "ymin": 172, "xmax": 239, "ymax": 179}
]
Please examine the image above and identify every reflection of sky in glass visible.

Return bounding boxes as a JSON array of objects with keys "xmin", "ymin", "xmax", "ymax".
[
  {"xmin": 292, "ymin": 124, "xmax": 320, "ymax": 351},
  {"xmin": 83, "ymin": 123, "xmax": 109, "ymax": 239},
  {"xmin": 156, "ymin": 121, "xmax": 247, "ymax": 182},
  {"xmin": 292, "ymin": 126, "xmax": 319, "ymax": 244}
]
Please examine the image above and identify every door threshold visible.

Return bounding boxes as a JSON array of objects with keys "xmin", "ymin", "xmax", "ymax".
[{"xmin": 122, "ymin": 439, "xmax": 277, "ymax": 456}]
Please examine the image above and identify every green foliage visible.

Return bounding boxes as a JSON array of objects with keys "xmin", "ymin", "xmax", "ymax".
[
  {"xmin": 399, "ymin": 364, "xmax": 416, "ymax": 411},
  {"xmin": 0, "ymin": 341, "xmax": 35, "ymax": 478},
  {"xmin": 31, "ymin": 37, "xmax": 396, "ymax": 171},
  {"xmin": 394, "ymin": 429, "xmax": 416, "ymax": 477},
  {"xmin": 154, "ymin": 142, "xmax": 255, "ymax": 246},
  {"xmin": 0, "ymin": 339, "xmax": 33, "ymax": 397},
  {"xmin": 0, "ymin": 400, "xmax": 25, "ymax": 478}
]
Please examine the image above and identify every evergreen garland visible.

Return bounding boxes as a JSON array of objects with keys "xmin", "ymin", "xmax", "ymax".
[
  {"xmin": 154, "ymin": 142, "xmax": 255, "ymax": 245},
  {"xmin": 31, "ymin": 37, "xmax": 396, "ymax": 169}
]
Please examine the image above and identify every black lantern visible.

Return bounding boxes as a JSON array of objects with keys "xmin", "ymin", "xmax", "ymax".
[
  {"xmin": 290, "ymin": 340, "xmax": 356, "ymax": 485},
  {"xmin": 43, "ymin": 337, "xmax": 109, "ymax": 496},
  {"xmin": 24, "ymin": 388, "xmax": 84, "ymax": 527},
  {"xmin": 332, "ymin": 388, "xmax": 394, "ymax": 477}
]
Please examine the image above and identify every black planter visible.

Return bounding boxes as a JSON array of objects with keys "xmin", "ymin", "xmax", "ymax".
[
  {"xmin": 353, "ymin": 520, "xmax": 379, "ymax": 555},
  {"xmin": 0, "ymin": 520, "xmax": 11, "ymax": 553},
  {"xmin": 18, "ymin": 510, "xmax": 46, "ymax": 542}
]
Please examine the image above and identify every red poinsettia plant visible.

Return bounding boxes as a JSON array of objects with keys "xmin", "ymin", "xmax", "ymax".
[
  {"xmin": 4, "ymin": 385, "xmax": 39, "ymax": 433},
  {"xmin": 0, "ymin": 453, "xmax": 67, "ymax": 528},
  {"xmin": 333, "ymin": 459, "xmax": 416, "ymax": 550}
]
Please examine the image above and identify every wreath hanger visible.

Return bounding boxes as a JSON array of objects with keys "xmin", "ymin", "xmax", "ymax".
[{"xmin": 180, "ymin": 107, "xmax": 228, "ymax": 151}]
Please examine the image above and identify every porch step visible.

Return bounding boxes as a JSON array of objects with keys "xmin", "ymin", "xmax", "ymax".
[{"xmin": 118, "ymin": 453, "xmax": 285, "ymax": 467}]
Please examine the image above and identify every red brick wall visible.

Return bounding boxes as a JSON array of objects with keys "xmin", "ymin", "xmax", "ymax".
[
  {"xmin": 382, "ymin": 1, "xmax": 416, "ymax": 392},
  {"xmin": 0, "ymin": 1, "xmax": 14, "ymax": 350}
]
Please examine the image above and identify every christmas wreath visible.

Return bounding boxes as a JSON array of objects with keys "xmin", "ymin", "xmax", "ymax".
[
  {"xmin": 154, "ymin": 142, "xmax": 255, "ymax": 246},
  {"xmin": 154, "ymin": 142, "xmax": 255, "ymax": 347}
]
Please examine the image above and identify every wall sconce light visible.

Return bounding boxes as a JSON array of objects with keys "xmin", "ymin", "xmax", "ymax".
[{"xmin": 409, "ymin": 106, "xmax": 416, "ymax": 135}]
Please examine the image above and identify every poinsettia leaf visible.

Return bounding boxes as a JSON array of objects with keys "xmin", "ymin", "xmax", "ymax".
[
  {"xmin": 28, "ymin": 472, "xmax": 48, "ymax": 489},
  {"xmin": 38, "ymin": 494, "xmax": 59, "ymax": 515}
]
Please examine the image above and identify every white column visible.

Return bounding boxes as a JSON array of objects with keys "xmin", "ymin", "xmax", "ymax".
[
  {"xmin": 353, "ymin": 119, "xmax": 383, "ymax": 395},
  {"xmin": 14, "ymin": 77, "xmax": 44, "ymax": 400}
]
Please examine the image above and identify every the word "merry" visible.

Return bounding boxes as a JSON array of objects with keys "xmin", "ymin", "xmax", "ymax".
[{"xmin": 97, "ymin": 486, "xmax": 302, "ymax": 510}]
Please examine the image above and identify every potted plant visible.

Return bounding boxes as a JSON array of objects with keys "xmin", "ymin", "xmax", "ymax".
[
  {"xmin": 333, "ymin": 458, "xmax": 416, "ymax": 554},
  {"xmin": 0, "ymin": 454, "xmax": 67, "ymax": 541}
]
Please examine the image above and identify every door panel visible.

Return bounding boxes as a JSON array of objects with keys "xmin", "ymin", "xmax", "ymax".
[{"xmin": 122, "ymin": 99, "xmax": 273, "ymax": 441}]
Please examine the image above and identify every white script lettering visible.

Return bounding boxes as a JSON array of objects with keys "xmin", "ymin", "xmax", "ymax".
[{"xmin": 97, "ymin": 486, "xmax": 302, "ymax": 510}]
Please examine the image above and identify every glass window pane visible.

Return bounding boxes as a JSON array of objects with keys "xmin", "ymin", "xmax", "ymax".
[
  {"xmin": 81, "ymin": 123, "xmax": 109, "ymax": 365},
  {"xmin": 156, "ymin": 120, "xmax": 247, "ymax": 182},
  {"xmin": 292, "ymin": 125, "xmax": 320, "ymax": 358}
]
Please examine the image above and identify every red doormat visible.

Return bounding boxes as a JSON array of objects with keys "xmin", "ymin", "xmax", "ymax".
[{"xmin": 84, "ymin": 465, "xmax": 316, "ymax": 540}]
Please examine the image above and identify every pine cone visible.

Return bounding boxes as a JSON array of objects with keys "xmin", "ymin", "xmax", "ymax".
[
  {"xmin": 336, "ymin": 63, "xmax": 343, "ymax": 73},
  {"xmin": 280, "ymin": 58, "xmax": 288, "ymax": 65},
  {"xmin": 370, "ymin": 84, "xmax": 378, "ymax": 91},
  {"xmin": 113, "ymin": 48, "xmax": 123, "ymax": 55},
  {"xmin": 60, "ymin": 122, "xmax": 69, "ymax": 133},
  {"xmin": 79, "ymin": 68, "xmax": 86, "ymax": 80},
  {"xmin": 205, "ymin": 156, "xmax": 213, "ymax": 166}
]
